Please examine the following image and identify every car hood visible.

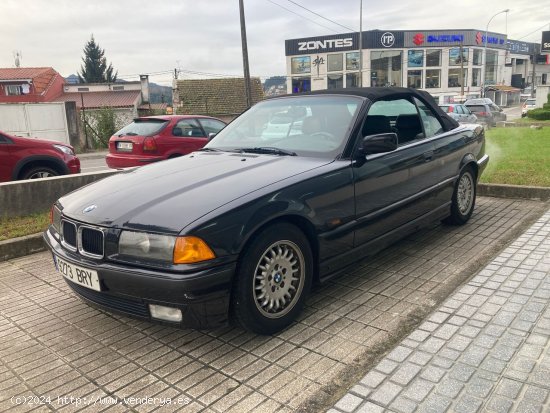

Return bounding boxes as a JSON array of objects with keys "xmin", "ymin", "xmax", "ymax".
[{"xmin": 59, "ymin": 152, "xmax": 331, "ymax": 233}]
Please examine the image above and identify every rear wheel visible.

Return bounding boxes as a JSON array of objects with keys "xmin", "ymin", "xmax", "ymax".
[
  {"xmin": 232, "ymin": 223, "xmax": 312, "ymax": 335},
  {"xmin": 20, "ymin": 166, "xmax": 59, "ymax": 180},
  {"xmin": 444, "ymin": 166, "xmax": 476, "ymax": 225}
]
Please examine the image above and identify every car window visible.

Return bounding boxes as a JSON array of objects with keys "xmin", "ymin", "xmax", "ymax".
[
  {"xmin": 455, "ymin": 105, "xmax": 463, "ymax": 114},
  {"xmin": 207, "ymin": 95, "xmax": 363, "ymax": 158},
  {"xmin": 439, "ymin": 105, "xmax": 451, "ymax": 113},
  {"xmin": 414, "ymin": 98, "xmax": 444, "ymax": 138},
  {"xmin": 198, "ymin": 118, "xmax": 226, "ymax": 134},
  {"xmin": 367, "ymin": 98, "xmax": 424, "ymax": 145},
  {"xmin": 490, "ymin": 104, "xmax": 501, "ymax": 112},
  {"xmin": 462, "ymin": 106, "xmax": 472, "ymax": 115},
  {"xmin": 173, "ymin": 119, "xmax": 204, "ymax": 137},
  {"xmin": 115, "ymin": 119, "xmax": 168, "ymax": 136},
  {"xmin": 466, "ymin": 105, "xmax": 486, "ymax": 113}
]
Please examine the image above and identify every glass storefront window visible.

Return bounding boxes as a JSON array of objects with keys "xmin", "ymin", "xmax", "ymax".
[
  {"xmin": 472, "ymin": 68, "xmax": 481, "ymax": 87},
  {"xmin": 292, "ymin": 77, "xmax": 311, "ymax": 93},
  {"xmin": 346, "ymin": 73, "xmax": 360, "ymax": 88},
  {"xmin": 328, "ymin": 74, "xmax": 343, "ymax": 89},
  {"xmin": 291, "ymin": 57, "xmax": 311, "ymax": 74},
  {"xmin": 426, "ymin": 50, "xmax": 441, "ymax": 67},
  {"xmin": 407, "ymin": 70, "xmax": 422, "ymax": 88},
  {"xmin": 327, "ymin": 54, "xmax": 343, "ymax": 72},
  {"xmin": 425, "ymin": 69, "xmax": 440, "ymax": 88},
  {"xmin": 485, "ymin": 50, "xmax": 498, "ymax": 84},
  {"xmin": 408, "ymin": 50, "xmax": 424, "ymax": 68},
  {"xmin": 473, "ymin": 49, "xmax": 482, "ymax": 66},
  {"xmin": 346, "ymin": 52, "xmax": 360, "ymax": 70},
  {"xmin": 449, "ymin": 48, "xmax": 468, "ymax": 66},
  {"xmin": 448, "ymin": 68, "xmax": 468, "ymax": 88},
  {"xmin": 370, "ymin": 50, "xmax": 402, "ymax": 87}
]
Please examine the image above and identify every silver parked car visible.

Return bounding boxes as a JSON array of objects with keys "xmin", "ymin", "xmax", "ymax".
[{"xmin": 439, "ymin": 104, "xmax": 478, "ymax": 124}]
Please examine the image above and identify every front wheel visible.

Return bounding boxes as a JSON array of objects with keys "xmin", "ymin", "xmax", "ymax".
[
  {"xmin": 231, "ymin": 223, "xmax": 313, "ymax": 335},
  {"xmin": 444, "ymin": 166, "xmax": 476, "ymax": 225},
  {"xmin": 21, "ymin": 166, "xmax": 59, "ymax": 180}
]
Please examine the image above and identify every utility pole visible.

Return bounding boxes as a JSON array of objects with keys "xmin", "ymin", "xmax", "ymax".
[
  {"xmin": 531, "ymin": 52, "xmax": 536, "ymax": 98},
  {"xmin": 358, "ymin": 0, "xmax": 363, "ymax": 87},
  {"xmin": 459, "ymin": 41, "xmax": 465, "ymax": 97},
  {"xmin": 172, "ymin": 68, "xmax": 180, "ymax": 115},
  {"xmin": 239, "ymin": 0, "xmax": 252, "ymax": 108}
]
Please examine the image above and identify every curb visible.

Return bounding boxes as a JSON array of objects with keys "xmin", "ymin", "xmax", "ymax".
[
  {"xmin": 478, "ymin": 183, "xmax": 550, "ymax": 201},
  {"xmin": 0, "ymin": 233, "xmax": 45, "ymax": 262},
  {"xmin": 77, "ymin": 151, "xmax": 108, "ymax": 160},
  {"xmin": 0, "ymin": 184, "xmax": 548, "ymax": 263}
]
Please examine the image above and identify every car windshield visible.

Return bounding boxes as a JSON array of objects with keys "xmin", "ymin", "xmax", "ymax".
[
  {"xmin": 115, "ymin": 119, "xmax": 168, "ymax": 137},
  {"xmin": 206, "ymin": 95, "xmax": 363, "ymax": 158}
]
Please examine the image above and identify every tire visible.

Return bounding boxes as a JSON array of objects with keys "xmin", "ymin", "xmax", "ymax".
[
  {"xmin": 231, "ymin": 223, "xmax": 313, "ymax": 335},
  {"xmin": 20, "ymin": 166, "xmax": 59, "ymax": 180},
  {"xmin": 444, "ymin": 166, "xmax": 476, "ymax": 225}
]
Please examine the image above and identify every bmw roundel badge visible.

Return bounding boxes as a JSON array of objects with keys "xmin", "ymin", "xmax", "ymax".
[{"xmin": 82, "ymin": 204, "xmax": 98, "ymax": 213}]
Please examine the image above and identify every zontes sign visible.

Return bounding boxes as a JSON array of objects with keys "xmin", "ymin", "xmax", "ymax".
[
  {"xmin": 297, "ymin": 38, "xmax": 353, "ymax": 51},
  {"xmin": 286, "ymin": 34, "xmax": 357, "ymax": 55}
]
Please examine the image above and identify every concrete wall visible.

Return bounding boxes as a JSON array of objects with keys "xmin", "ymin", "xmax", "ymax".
[{"xmin": 0, "ymin": 170, "xmax": 119, "ymax": 218}]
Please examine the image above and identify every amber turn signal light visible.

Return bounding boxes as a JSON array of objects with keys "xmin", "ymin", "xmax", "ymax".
[{"xmin": 173, "ymin": 236, "xmax": 215, "ymax": 264}]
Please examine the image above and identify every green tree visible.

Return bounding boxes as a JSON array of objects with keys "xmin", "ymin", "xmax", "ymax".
[{"xmin": 78, "ymin": 35, "xmax": 118, "ymax": 83}]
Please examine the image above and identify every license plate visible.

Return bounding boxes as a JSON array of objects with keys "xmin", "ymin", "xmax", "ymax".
[
  {"xmin": 117, "ymin": 142, "xmax": 133, "ymax": 152},
  {"xmin": 54, "ymin": 255, "xmax": 101, "ymax": 292}
]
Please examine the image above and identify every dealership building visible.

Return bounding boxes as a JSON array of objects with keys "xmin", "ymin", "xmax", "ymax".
[{"xmin": 285, "ymin": 29, "xmax": 549, "ymax": 104}]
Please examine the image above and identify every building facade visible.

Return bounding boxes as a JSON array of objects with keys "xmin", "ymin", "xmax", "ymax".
[{"xmin": 285, "ymin": 29, "xmax": 547, "ymax": 103}]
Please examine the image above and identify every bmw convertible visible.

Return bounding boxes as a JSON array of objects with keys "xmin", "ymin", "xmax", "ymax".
[{"xmin": 44, "ymin": 87, "xmax": 488, "ymax": 335}]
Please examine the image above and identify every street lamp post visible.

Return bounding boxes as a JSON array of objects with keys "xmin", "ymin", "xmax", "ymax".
[
  {"xmin": 483, "ymin": 8, "xmax": 509, "ymax": 97},
  {"xmin": 358, "ymin": 0, "xmax": 363, "ymax": 87}
]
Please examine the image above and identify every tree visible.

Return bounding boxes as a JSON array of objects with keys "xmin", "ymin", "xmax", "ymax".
[{"xmin": 78, "ymin": 35, "xmax": 118, "ymax": 83}]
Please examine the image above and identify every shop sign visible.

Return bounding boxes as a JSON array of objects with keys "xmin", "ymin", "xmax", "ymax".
[{"xmin": 542, "ymin": 31, "xmax": 550, "ymax": 54}]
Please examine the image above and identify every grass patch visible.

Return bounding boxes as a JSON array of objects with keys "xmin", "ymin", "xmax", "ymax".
[
  {"xmin": 513, "ymin": 117, "xmax": 550, "ymax": 125},
  {"xmin": 0, "ymin": 211, "xmax": 50, "ymax": 241},
  {"xmin": 480, "ymin": 127, "xmax": 550, "ymax": 187}
]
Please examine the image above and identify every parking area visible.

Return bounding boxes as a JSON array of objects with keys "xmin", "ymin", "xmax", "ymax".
[{"xmin": 0, "ymin": 196, "xmax": 547, "ymax": 413}]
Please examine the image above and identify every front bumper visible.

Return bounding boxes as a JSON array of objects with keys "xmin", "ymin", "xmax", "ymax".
[{"xmin": 43, "ymin": 228, "xmax": 236, "ymax": 329}]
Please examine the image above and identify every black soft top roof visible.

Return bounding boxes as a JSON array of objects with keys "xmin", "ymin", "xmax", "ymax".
[{"xmin": 278, "ymin": 87, "xmax": 460, "ymax": 131}]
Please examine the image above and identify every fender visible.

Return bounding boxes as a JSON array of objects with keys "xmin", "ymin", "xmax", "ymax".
[{"xmin": 12, "ymin": 155, "xmax": 69, "ymax": 180}]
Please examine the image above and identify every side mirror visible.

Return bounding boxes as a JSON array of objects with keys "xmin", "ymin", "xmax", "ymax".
[
  {"xmin": 360, "ymin": 133, "xmax": 398, "ymax": 155},
  {"xmin": 173, "ymin": 127, "xmax": 183, "ymax": 136},
  {"xmin": 208, "ymin": 132, "xmax": 217, "ymax": 141}
]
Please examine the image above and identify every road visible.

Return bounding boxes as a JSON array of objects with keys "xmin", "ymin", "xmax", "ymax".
[
  {"xmin": 79, "ymin": 153, "xmax": 111, "ymax": 173},
  {"xmin": 1, "ymin": 197, "xmax": 547, "ymax": 412}
]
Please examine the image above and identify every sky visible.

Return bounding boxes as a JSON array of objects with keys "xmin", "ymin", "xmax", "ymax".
[{"xmin": 1, "ymin": 0, "xmax": 548, "ymax": 86}]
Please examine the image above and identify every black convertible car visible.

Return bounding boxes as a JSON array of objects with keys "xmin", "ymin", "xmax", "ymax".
[{"xmin": 44, "ymin": 87, "xmax": 488, "ymax": 334}]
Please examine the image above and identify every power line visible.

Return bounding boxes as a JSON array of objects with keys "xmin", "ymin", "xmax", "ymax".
[
  {"xmin": 265, "ymin": 0, "xmax": 340, "ymax": 34},
  {"xmin": 285, "ymin": 0, "xmax": 355, "ymax": 32},
  {"xmin": 513, "ymin": 22, "xmax": 550, "ymax": 41}
]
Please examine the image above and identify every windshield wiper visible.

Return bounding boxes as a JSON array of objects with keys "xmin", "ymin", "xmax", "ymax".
[
  {"xmin": 239, "ymin": 147, "xmax": 297, "ymax": 156},
  {"xmin": 118, "ymin": 132, "xmax": 138, "ymax": 137},
  {"xmin": 196, "ymin": 147, "xmax": 224, "ymax": 152}
]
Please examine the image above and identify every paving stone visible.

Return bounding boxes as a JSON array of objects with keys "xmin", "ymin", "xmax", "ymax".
[
  {"xmin": 334, "ymin": 393, "xmax": 362, "ymax": 412},
  {"xmin": 370, "ymin": 381, "xmax": 403, "ymax": 406}
]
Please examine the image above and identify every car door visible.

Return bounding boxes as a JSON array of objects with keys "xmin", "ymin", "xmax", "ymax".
[
  {"xmin": 158, "ymin": 118, "xmax": 208, "ymax": 156},
  {"xmin": 197, "ymin": 118, "xmax": 226, "ymax": 138},
  {"xmin": 0, "ymin": 134, "xmax": 15, "ymax": 182},
  {"xmin": 353, "ymin": 97, "xmax": 439, "ymax": 246},
  {"xmin": 454, "ymin": 105, "xmax": 464, "ymax": 122},
  {"xmin": 462, "ymin": 105, "xmax": 475, "ymax": 123}
]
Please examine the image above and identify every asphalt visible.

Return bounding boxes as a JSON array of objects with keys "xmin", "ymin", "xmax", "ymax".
[{"xmin": 330, "ymin": 210, "xmax": 550, "ymax": 413}]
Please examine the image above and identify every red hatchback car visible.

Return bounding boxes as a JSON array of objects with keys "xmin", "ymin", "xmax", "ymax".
[
  {"xmin": 0, "ymin": 131, "xmax": 80, "ymax": 183},
  {"xmin": 106, "ymin": 115, "xmax": 226, "ymax": 168}
]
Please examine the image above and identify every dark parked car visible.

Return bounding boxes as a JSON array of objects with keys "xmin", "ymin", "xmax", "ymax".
[
  {"xmin": 106, "ymin": 115, "xmax": 226, "ymax": 169},
  {"xmin": 44, "ymin": 88, "xmax": 488, "ymax": 334},
  {"xmin": 439, "ymin": 103, "xmax": 478, "ymax": 124},
  {"xmin": 465, "ymin": 101, "xmax": 506, "ymax": 127},
  {"xmin": 0, "ymin": 131, "xmax": 80, "ymax": 182}
]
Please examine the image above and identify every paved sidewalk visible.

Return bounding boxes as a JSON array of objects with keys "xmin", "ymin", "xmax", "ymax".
[{"xmin": 331, "ymin": 210, "xmax": 550, "ymax": 413}]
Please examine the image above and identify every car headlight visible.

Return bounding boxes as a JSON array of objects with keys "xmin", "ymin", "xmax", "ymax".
[
  {"xmin": 118, "ymin": 231, "xmax": 215, "ymax": 264},
  {"xmin": 50, "ymin": 204, "xmax": 62, "ymax": 233},
  {"xmin": 53, "ymin": 144, "xmax": 74, "ymax": 156}
]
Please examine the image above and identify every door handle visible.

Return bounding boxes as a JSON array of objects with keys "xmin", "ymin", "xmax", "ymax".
[{"xmin": 423, "ymin": 150, "xmax": 434, "ymax": 162}]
